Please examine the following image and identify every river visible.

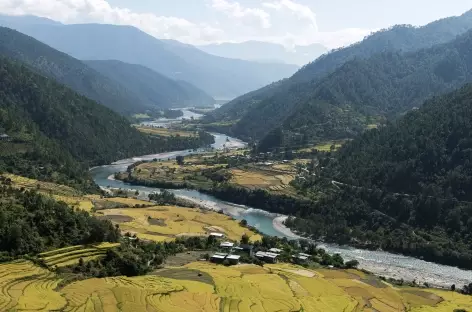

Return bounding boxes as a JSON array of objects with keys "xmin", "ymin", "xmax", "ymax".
[{"xmin": 90, "ymin": 123, "xmax": 472, "ymax": 287}]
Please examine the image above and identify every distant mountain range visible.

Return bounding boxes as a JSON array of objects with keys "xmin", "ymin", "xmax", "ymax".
[
  {"xmin": 85, "ymin": 60, "xmax": 215, "ymax": 109},
  {"xmin": 206, "ymin": 9, "xmax": 472, "ymax": 148},
  {"xmin": 0, "ymin": 15, "xmax": 299, "ymax": 99},
  {"xmin": 197, "ymin": 41, "xmax": 328, "ymax": 66}
]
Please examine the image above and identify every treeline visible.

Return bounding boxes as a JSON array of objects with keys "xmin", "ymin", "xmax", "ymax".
[{"xmin": 0, "ymin": 185, "xmax": 119, "ymax": 260}]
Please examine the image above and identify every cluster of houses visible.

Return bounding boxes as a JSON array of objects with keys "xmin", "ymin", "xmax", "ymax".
[{"xmin": 208, "ymin": 233, "xmax": 312, "ymax": 266}]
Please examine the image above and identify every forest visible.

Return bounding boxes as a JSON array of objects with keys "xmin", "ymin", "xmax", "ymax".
[
  {"xmin": 285, "ymin": 84, "xmax": 472, "ymax": 269},
  {"xmin": 0, "ymin": 185, "xmax": 119, "ymax": 260},
  {"xmin": 0, "ymin": 57, "xmax": 213, "ymax": 190}
]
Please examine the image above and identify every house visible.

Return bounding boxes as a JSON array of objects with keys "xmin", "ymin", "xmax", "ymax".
[
  {"xmin": 209, "ymin": 232, "xmax": 225, "ymax": 238},
  {"xmin": 226, "ymin": 254, "xmax": 241, "ymax": 265},
  {"xmin": 0, "ymin": 134, "xmax": 10, "ymax": 141},
  {"xmin": 255, "ymin": 251, "xmax": 279, "ymax": 263},
  {"xmin": 292, "ymin": 253, "xmax": 310, "ymax": 264},
  {"xmin": 234, "ymin": 244, "xmax": 254, "ymax": 257},
  {"xmin": 269, "ymin": 248, "xmax": 282, "ymax": 254},
  {"xmin": 210, "ymin": 253, "xmax": 228, "ymax": 264},
  {"xmin": 220, "ymin": 241, "xmax": 234, "ymax": 251}
]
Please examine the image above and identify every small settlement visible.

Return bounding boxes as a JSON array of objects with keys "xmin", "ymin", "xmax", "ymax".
[{"xmin": 209, "ymin": 235, "xmax": 311, "ymax": 266}]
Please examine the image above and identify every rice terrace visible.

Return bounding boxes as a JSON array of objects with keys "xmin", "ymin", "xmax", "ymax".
[{"xmin": 0, "ymin": 260, "xmax": 470, "ymax": 311}]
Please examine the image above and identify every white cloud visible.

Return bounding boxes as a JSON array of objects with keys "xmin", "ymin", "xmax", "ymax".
[
  {"xmin": 0, "ymin": 0, "xmax": 224, "ymax": 43},
  {"xmin": 263, "ymin": 0, "xmax": 317, "ymax": 30},
  {"xmin": 210, "ymin": 0, "xmax": 271, "ymax": 28},
  {"xmin": 0, "ymin": 0, "xmax": 371, "ymax": 49}
]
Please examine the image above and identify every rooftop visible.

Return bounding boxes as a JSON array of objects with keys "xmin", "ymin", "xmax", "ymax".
[
  {"xmin": 220, "ymin": 242, "xmax": 235, "ymax": 248},
  {"xmin": 210, "ymin": 232, "xmax": 224, "ymax": 237},
  {"xmin": 226, "ymin": 255, "xmax": 241, "ymax": 260},
  {"xmin": 255, "ymin": 251, "xmax": 279, "ymax": 259},
  {"xmin": 269, "ymin": 248, "xmax": 282, "ymax": 253}
]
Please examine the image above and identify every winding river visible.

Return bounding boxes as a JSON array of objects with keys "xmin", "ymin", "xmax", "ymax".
[{"xmin": 90, "ymin": 121, "xmax": 472, "ymax": 287}]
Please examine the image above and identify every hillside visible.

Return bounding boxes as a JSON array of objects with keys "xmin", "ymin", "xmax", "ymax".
[
  {"xmin": 198, "ymin": 41, "xmax": 328, "ymax": 66},
  {"xmin": 85, "ymin": 60, "xmax": 215, "ymax": 108},
  {"xmin": 286, "ymin": 84, "xmax": 472, "ymax": 268},
  {"xmin": 208, "ymin": 9, "xmax": 472, "ymax": 141},
  {"xmin": 0, "ymin": 26, "xmax": 151, "ymax": 115},
  {"xmin": 0, "ymin": 58, "xmax": 213, "ymax": 189},
  {"xmin": 0, "ymin": 16, "xmax": 299, "ymax": 98}
]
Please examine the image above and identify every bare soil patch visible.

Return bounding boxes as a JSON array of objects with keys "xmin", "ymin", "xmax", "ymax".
[
  {"xmin": 154, "ymin": 268, "xmax": 214, "ymax": 286},
  {"xmin": 164, "ymin": 251, "xmax": 209, "ymax": 267},
  {"xmin": 148, "ymin": 218, "xmax": 167, "ymax": 226}
]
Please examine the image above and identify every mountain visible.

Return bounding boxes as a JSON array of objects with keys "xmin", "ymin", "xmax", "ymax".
[
  {"xmin": 0, "ymin": 15, "xmax": 299, "ymax": 99},
  {"xmin": 0, "ymin": 26, "xmax": 150, "ymax": 115},
  {"xmin": 198, "ymin": 41, "xmax": 328, "ymax": 66},
  {"xmin": 286, "ymin": 84, "xmax": 472, "ymax": 269},
  {"xmin": 0, "ymin": 57, "xmax": 212, "ymax": 190},
  {"xmin": 208, "ymin": 12, "xmax": 472, "ymax": 146},
  {"xmin": 84, "ymin": 60, "xmax": 215, "ymax": 108},
  {"xmin": 208, "ymin": 9, "xmax": 472, "ymax": 142}
]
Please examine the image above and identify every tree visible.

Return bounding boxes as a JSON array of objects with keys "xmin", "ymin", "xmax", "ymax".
[
  {"xmin": 241, "ymin": 234, "xmax": 250, "ymax": 245},
  {"xmin": 344, "ymin": 260, "xmax": 359, "ymax": 269},
  {"xmin": 176, "ymin": 156, "xmax": 185, "ymax": 166},
  {"xmin": 239, "ymin": 219, "xmax": 248, "ymax": 227}
]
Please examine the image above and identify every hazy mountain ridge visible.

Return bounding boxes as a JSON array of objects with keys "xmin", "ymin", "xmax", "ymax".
[
  {"xmin": 198, "ymin": 41, "xmax": 328, "ymax": 65},
  {"xmin": 0, "ymin": 26, "xmax": 150, "ymax": 115},
  {"xmin": 85, "ymin": 60, "xmax": 215, "ymax": 109},
  {"xmin": 0, "ymin": 15, "xmax": 299, "ymax": 99},
  {"xmin": 208, "ymin": 9, "xmax": 472, "ymax": 145}
]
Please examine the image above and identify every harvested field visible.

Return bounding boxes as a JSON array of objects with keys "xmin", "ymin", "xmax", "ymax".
[
  {"xmin": 97, "ymin": 214, "xmax": 134, "ymax": 223},
  {"xmin": 0, "ymin": 261, "xmax": 470, "ymax": 311},
  {"xmin": 230, "ymin": 168, "xmax": 294, "ymax": 192},
  {"xmin": 136, "ymin": 126, "xmax": 196, "ymax": 137},
  {"xmin": 99, "ymin": 205, "xmax": 260, "ymax": 242}
]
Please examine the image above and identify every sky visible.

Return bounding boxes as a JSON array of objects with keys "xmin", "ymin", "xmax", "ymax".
[{"xmin": 1, "ymin": 0, "xmax": 472, "ymax": 49}]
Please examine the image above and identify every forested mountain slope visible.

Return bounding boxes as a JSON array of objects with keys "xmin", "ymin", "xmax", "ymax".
[
  {"xmin": 0, "ymin": 58, "xmax": 209, "ymax": 190},
  {"xmin": 0, "ymin": 16, "xmax": 298, "ymax": 99},
  {"xmin": 208, "ymin": 9, "xmax": 472, "ymax": 133},
  {"xmin": 85, "ymin": 60, "xmax": 214, "ymax": 109},
  {"xmin": 0, "ymin": 27, "xmax": 149, "ymax": 115},
  {"xmin": 227, "ymin": 27, "xmax": 472, "ymax": 149},
  {"xmin": 286, "ymin": 84, "xmax": 472, "ymax": 268}
]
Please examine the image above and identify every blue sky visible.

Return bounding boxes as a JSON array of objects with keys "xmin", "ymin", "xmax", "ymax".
[{"xmin": 1, "ymin": 0, "xmax": 472, "ymax": 48}]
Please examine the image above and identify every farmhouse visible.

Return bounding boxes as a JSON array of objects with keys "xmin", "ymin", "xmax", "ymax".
[
  {"xmin": 209, "ymin": 232, "xmax": 225, "ymax": 238},
  {"xmin": 210, "ymin": 253, "xmax": 228, "ymax": 264},
  {"xmin": 220, "ymin": 241, "xmax": 235, "ymax": 252},
  {"xmin": 255, "ymin": 251, "xmax": 279, "ymax": 263},
  {"xmin": 226, "ymin": 254, "xmax": 241, "ymax": 265},
  {"xmin": 292, "ymin": 253, "xmax": 311, "ymax": 264},
  {"xmin": 234, "ymin": 244, "xmax": 253, "ymax": 256}
]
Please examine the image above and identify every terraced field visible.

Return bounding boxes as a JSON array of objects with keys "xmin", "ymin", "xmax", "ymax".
[
  {"xmin": 98, "ymin": 205, "xmax": 261, "ymax": 242},
  {"xmin": 0, "ymin": 261, "xmax": 470, "ymax": 311},
  {"xmin": 39, "ymin": 243, "xmax": 119, "ymax": 268}
]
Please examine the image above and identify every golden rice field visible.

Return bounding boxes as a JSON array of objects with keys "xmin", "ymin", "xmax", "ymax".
[
  {"xmin": 98, "ymin": 205, "xmax": 261, "ymax": 242},
  {"xmin": 0, "ymin": 261, "xmax": 471, "ymax": 311},
  {"xmin": 230, "ymin": 168, "xmax": 294, "ymax": 192},
  {"xmin": 136, "ymin": 126, "xmax": 196, "ymax": 137},
  {"xmin": 38, "ymin": 242, "xmax": 119, "ymax": 268}
]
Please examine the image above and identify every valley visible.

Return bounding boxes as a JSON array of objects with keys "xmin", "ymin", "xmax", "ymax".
[{"xmin": 0, "ymin": 4, "xmax": 472, "ymax": 311}]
